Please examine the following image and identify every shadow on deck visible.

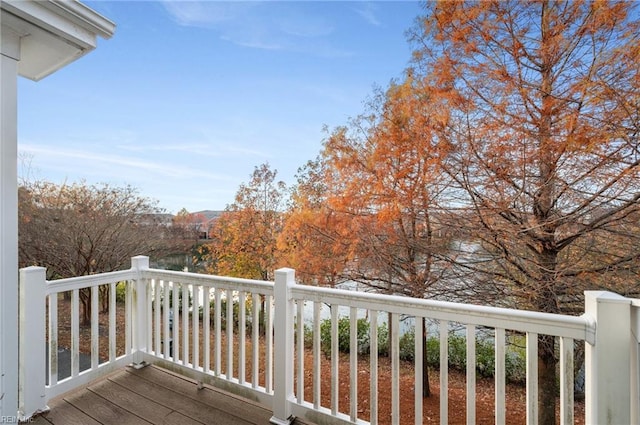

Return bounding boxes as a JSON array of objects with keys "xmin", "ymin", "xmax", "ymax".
[{"xmin": 30, "ymin": 365, "xmax": 312, "ymax": 425}]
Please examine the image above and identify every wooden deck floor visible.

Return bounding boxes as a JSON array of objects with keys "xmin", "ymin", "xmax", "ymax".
[{"xmin": 30, "ymin": 365, "xmax": 311, "ymax": 425}]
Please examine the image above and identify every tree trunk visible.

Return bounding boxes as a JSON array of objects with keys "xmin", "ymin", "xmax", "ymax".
[
  {"xmin": 536, "ymin": 5, "xmax": 559, "ymax": 419},
  {"xmin": 387, "ymin": 311, "xmax": 393, "ymax": 357},
  {"xmin": 259, "ymin": 294, "xmax": 266, "ymax": 334},
  {"xmin": 535, "ymin": 264, "xmax": 561, "ymax": 425},
  {"xmin": 99, "ymin": 285, "xmax": 109, "ymax": 313},
  {"xmin": 79, "ymin": 288, "xmax": 91, "ymax": 326},
  {"xmin": 538, "ymin": 334, "xmax": 557, "ymax": 425},
  {"xmin": 422, "ymin": 317, "xmax": 431, "ymax": 397}
]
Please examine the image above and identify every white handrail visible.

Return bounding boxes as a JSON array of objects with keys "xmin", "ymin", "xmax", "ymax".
[
  {"xmin": 44, "ymin": 269, "xmax": 134, "ymax": 294},
  {"xmin": 18, "ymin": 256, "xmax": 639, "ymax": 425},
  {"xmin": 291, "ymin": 285, "xmax": 595, "ymax": 343},
  {"xmin": 142, "ymin": 269, "xmax": 274, "ymax": 294}
]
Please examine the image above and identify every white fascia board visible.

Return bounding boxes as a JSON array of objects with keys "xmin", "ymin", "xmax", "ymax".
[
  {"xmin": 40, "ymin": 0, "xmax": 115, "ymax": 40},
  {"xmin": 2, "ymin": 0, "xmax": 115, "ymax": 47},
  {"xmin": 0, "ymin": 0, "xmax": 115, "ymax": 81}
]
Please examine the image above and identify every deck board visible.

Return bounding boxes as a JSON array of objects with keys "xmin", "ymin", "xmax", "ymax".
[
  {"xmin": 31, "ymin": 401, "xmax": 102, "ymax": 425},
  {"xmin": 87, "ymin": 379, "xmax": 175, "ymax": 423},
  {"xmin": 64, "ymin": 390, "xmax": 151, "ymax": 425},
  {"xmin": 31, "ymin": 365, "xmax": 310, "ymax": 425},
  {"xmin": 122, "ymin": 366, "xmax": 272, "ymax": 424}
]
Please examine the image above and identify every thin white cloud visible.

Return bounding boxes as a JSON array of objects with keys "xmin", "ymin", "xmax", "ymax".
[
  {"xmin": 161, "ymin": 1, "xmax": 351, "ymax": 57},
  {"xmin": 117, "ymin": 142, "xmax": 216, "ymax": 156},
  {"xmin": 19, "ymin": 144, "xmax": 230, "ymax": 181},
  {"xmin": 278, "ymin": 13, "xmax": 334, "ymax": 38},
  {"xmin": 218, "ymin": 144, "xmax": 269, "ymax": 158},
  {"xmin": 116, "ymin": 140, "xmax": 268, "ymax": 159},
  {"xmin": 353, "ymin": 2, "xmax": 382, "ymax": 27},
  {"xmin": 219, "ymin": 35, "xmax": 284, "ymax": 51},
  {"xmin": 160, "ymin": 1, "xmax": 252, "ymax": 27}
]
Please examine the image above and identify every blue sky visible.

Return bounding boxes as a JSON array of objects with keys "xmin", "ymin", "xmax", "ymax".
[{"xmin": 17, "ymin": 1, "xmax": 422, "ymax": 214}]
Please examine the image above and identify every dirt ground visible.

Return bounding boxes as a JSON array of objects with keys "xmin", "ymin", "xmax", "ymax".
[
  {"xmin": 305, "ymin": 349, "xmax": 584, "ymax": 424},
  {"xmin": 53, "ymin": 296, "xmax": 584, "ymax": 424}
]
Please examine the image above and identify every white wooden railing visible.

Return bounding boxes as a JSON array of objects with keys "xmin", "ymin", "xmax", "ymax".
[{"xmin": 18, "ymin": 256, "xmax": 640, "ymax": 424}]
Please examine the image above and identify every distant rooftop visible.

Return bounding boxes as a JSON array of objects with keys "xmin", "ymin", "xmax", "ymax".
[{"xmin": 194, "ymin": 210, "xmax": 224, "ymax": 221}]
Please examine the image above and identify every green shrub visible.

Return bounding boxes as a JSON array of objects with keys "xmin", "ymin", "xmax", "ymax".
[
  {"xmin": 115, "ymin": 282, "xmax": 127, "ymax": 304},
  {"xmin": 204, "ymin": 296, "xmax": 253, "ymax": 333},
  {"xmin": 419, "ymin": 330, "xmax": 526, "ymax": 384},
  {"xmin": 376, "ymin": 322, "xmax": 389, "ymax": 357},
  {"xmin": 312, "ymin": 318, "xmax": 390, "ymax": 357},
  {"xmin": 448, "ymin": 334, "xmax": 467, "ymax": 370},
  {"xmin": 426, "ymin": 334, "xmax": 439, "ymax": 366},
  {"xmin": 475, "ymin": 337, "xmax": 495, "ymax": 378},
  {"xmin": 285, "ymin": 314, "xmax": 528, "ymax": 384},
  {"xmin": 319, "ymin": 317, "xmax": 370, "ymax": 355},
  {"xmin": 504, "ymin": 335, "xmax": 527, "ymax": 384},
  {"xmin": 398, "ymin": 330, "xmax": 415, "ymax": 361},
  {"xmin": 157, "ymin": 285, "xmax": 191, "ymax": 311},
  {"xmin": 423, "ymin": 333, "xmax": 494, "ymax": 377},
  {"xmin": 303, "ymin": 324, "xmax": 314, "ymax": 349}
]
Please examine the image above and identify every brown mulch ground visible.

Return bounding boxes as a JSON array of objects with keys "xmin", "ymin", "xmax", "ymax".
[{"xmin": 52, "ymin": 294, "xmax": 584, "ymax": 424}]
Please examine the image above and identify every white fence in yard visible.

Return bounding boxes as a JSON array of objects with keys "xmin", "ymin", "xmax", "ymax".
[{"xmin": 18, "ymin": 256, "xmax": 640, "ymax": 425}]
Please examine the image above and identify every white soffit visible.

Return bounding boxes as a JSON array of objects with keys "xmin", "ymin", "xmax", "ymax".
[{"xmin": 1, "ymin": 0, "xmax": 115, "ymax": 81}]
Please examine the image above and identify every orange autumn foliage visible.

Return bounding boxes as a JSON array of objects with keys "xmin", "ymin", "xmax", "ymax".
[{"xmin": 410, "ymin": 2, "xmax": 640, "ymax": 423}]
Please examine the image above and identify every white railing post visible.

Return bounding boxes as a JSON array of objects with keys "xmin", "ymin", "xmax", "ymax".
[
  {"xmin": 18, "ymin": 266, "xmax": 48, "ymax": 420},
  {"xmin": 584, "ymin": 291, "xmax": 632, "ymax": 425},
  {"xmin": 631, "ymin": 300, "xmax": 640, "ymax": 425},
  {"xmin": 131, "ymin": 256, "xmax": 150, "ymax": 367},
  {"xmin": 270, "ymin": 268, "xmax": 295, "ymax": 425}
]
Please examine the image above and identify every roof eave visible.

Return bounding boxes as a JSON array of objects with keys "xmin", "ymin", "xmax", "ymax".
[{"xmin": 1, "ymin": 0, "xmax": 115, "ymax": 81}]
